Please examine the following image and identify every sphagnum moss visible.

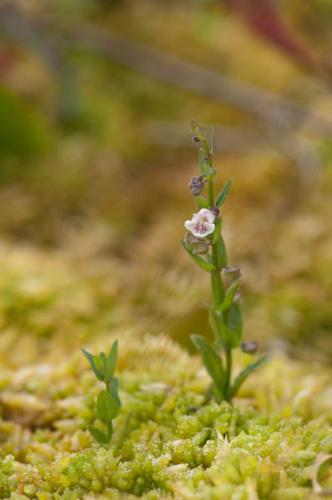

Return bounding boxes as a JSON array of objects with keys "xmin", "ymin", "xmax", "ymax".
[
  {"xmin": 0, "ymin": 338, "xmax": 332, "ymax": 498},
  {"xmin": 0, "ymin": 137, "xmax": 331, "ymax": 497}
]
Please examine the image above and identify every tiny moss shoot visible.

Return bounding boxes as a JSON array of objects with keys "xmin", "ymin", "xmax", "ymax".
[
  {"xmin": 82, "ymin": 340, "xmax": 121, "ymax": 444},
  {"xmin": 183, "ymin": 121, "xmax": 268, "ymax": 402}
]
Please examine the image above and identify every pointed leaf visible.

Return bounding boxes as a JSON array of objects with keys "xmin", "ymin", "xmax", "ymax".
[
  {"xmin": 220, "ymin": 279, "xmax": 241, "ymax": 312},
  {"xmin": 107, "ymin": 377, "xmax": 121, "ymax": 410},
  {"xmin": 96, "ymin": 352, "xmax": 107, "ymax": 375},
  {"xmin": 216, "ymin": 178, "xmax": 233, "ymax": 207},
  {"xmin": 210, "ymin": 306, "xmax": 238, "ymax": 349},
  {"xmin": 229, "ymin": 356, "xmax": 269, "ymax": 399},
  {"xmin": 224, "ymin": 303, "xmax": 243, "ymax": 347},
  {"xmin": 96, "ymin": 390, "xmax": 119, "ymax": 422},
  {"xmin": 209, "ymin": 308, "xmax": 225, "ymax": 351},
  {"xmin": 216, "ymin": 237, "xmax": 228, "ymax": 268},
  {"xmin": 191, "ymin": 334, "xmax": 225, "ymax": 400},
  {"xmin": 104, "ymin": 341, "xmax": 118, "ymax": 382},
  {"xmin": 182, "ymin": 240, "xmax": 216, "ymax": 272},
  {"xmin": 82, "ymin": 349, "xmax": 104, "ymax": 381},
  {"xmin": 89, "ymin": 426, "xmax": 110, "ymax": 444},
  {"xmin": 211, "ymin": 272, "xmax": 224, "ymax": 308}
]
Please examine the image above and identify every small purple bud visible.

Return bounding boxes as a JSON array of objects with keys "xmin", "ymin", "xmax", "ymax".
[
  {"xmin": 189, "ymin": 176, "xmax": 205, "ymax": 196},
  {"xmin": 224, "ymin": 266, "xmax": 242, "ymax": 282},
  {"xmin": 225, "ymin": 266, "xmax": 241, "ymax": 274},
  {"xmin": 210, "ymin": 207, "xmax": 219, "ymax": 218},
  {"xmin": 241, "ymin": 341, "xmax": 258, "ymax": 355}
]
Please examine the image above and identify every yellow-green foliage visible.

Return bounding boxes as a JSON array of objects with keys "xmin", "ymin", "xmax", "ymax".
[{"xmin": 0, "ymin": 244, "xmax": 331, "ymax": 498}]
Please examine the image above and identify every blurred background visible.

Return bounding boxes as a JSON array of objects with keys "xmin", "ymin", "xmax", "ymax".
[{"xmin": 0, "ymin": 0, "xmax": 331, "ymax": 367}]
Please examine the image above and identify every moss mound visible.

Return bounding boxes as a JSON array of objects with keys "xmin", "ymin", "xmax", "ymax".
[{"xmin": 0, "ymin": 244, "xmax": 331, "ymax": 499}]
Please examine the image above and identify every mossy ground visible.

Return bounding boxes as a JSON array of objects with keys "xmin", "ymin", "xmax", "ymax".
[{"xmin": 0, "ymin": 243, "xmax": 331, "ymax": 499}]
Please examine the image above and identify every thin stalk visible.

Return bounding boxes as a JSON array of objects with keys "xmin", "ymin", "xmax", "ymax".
[
  {"xmin": 224, "ymin": 346, "xmax": 232, "ymax": 401},
  {"xmin": 208, "ymin": 177, "xmax": 232, "ymax": 401},
  {"xmin": 208, "ymin": 178, "xmax": 214, "ymax": 207},
  {"xmin": 211, "ymin": 243, "xmax": 224, "ymax": 305}
]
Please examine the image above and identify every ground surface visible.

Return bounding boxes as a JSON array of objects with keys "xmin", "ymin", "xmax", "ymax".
[{"xmin": 0, "ymin": 243, "xmax": 331, "ymax": 499}]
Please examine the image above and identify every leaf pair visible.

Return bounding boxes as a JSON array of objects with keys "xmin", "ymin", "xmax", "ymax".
[
  {"xmin": 89, "ymin": 378, "xmax": 121, "ymax": 445},
  {"xmin": 82, "ymin": 340, "xmax": 118, "ymax": 383},
  {"xmin": 192, "ymin": 333, "xmax": 268, "ymax": 401},
  {"xmin": 82, "ymin": 340, "xmax": 121, "ymax": 445},
  {"xmin": 96, "ymin": 380, "xmax": 121, "ymax": 423}
]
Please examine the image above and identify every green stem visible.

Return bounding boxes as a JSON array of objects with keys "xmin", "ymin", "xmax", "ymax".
[
  {"xmin": 224, "ymin": 346, "xmax": 232, "ymax": 401},
  {"xmin": 210, "ymin": 221, "xmax": 225, "ymax": 306},
  {"xmin": 208, "ymin": 178, "xmax": 214, "ymax": 207},
  {"xmin": 208, "ymin": 178, "xmax": 232, "ymax": 401}
]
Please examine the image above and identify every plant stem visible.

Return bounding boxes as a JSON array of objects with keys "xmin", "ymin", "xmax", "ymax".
[
  {"xmin": 208, "ymin": 177, "xmax": 232, "ymax": 401},
  {"xmin": 208, "ymin": 178, "xmax": 214, "ymax": 207},
  {"xmin": 224, "ymin": 346, "xmax": 232, "ymax": 401},
  {"xmin": 211, "ymin": 246, "xmax": 224, "ymax": 305}
]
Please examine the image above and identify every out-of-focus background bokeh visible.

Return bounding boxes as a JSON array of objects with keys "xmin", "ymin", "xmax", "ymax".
[{"xmin": 0, "ymin": 0, "xmax": 331, "ymax": 367}]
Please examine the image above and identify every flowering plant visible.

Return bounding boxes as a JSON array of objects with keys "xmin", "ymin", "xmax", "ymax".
[{"xmin": 183, "ymin": 121, "xmax": 268, "ymax": 402}]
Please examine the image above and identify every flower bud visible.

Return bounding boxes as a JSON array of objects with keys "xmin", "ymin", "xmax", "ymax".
[
  {"xmin": 241, "ymin": 341, "xmax": 258, "ymax": 355},
  {"xmin": 225, "ymin": 266, "xmax": 241, "ymax": 274},
  {"xmin": 209, "ymin": 207, "xmax": 219, "ymax": 218},
  {"xmin": 189, "ymin": 176, "xmax": 205, "ymax": 197}
]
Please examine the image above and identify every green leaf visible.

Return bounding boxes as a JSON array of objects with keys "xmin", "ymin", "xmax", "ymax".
[
  {"xmin": 223, "ymin": 303, "xmax": 243, "ymax": 348},
  {"xmin": 216, "ymin": 178, "xmax": 233, "ymax": 207},
  {"xmin": 107, "ymin": 377, "xmax": 121, "ymax": 411},
  {"xmin": 96, "ymin": 352, "xmax": 106, "ymax": 375},
  {"xmin": 211, "ymin": 272, "xmax": 224, "ymax": 308},
  {"xmin": 209, "ymin": 307, "xmax": 225, "ymax": 351},
  {"xmin": 210, "ymin": 306, "xmax": 237, "ymax": 349},
  {"xmin": 182, "ymin": 240, "xmax": 216, "ymax": 272},
  {"xmin": 82, "ymin": 349, "xmax": 104, "ymax": 381},
  {"xmin": 191, "ymin": 335, "xmax": 225, "ymax": 400},
  {"xmin": 216, "ymin": 237, "xmax": 228, "ymax": 268},
  {"xmin": 104, "ymin": 341, "xmax": 118, "ymax": 382},
  {"xmin": 229, "ymin": 356, "xmax": 269, "ymax": 399},
  {"xmin": 96, "ymin": 390, "xmax": 119, "ymax": 422},
  {"xmin": 89, "ymin": 426, "xmax": 110, "ymax": 444},
  {"xmin": 220, "ymin": 279, "xmax": 241, "ymax": 312}
]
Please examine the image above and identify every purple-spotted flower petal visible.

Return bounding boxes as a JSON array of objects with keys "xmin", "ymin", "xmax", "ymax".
[{"xmin": 184, "ymin": 208, "xmax": 216, "ymax": 238}]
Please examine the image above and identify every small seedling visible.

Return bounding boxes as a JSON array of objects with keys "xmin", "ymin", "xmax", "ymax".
[
  {"xmin": 183, "ymin": 121, "xmax": 268, "ymax": 402},
  {"xmin": 82, "ymin": 340, "xmax": 121, "ymax": 444}
]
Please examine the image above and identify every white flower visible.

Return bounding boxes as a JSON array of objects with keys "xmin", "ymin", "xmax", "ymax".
[{"xmin": 184, "ymin": 208, "xmax": 216, "ymax": 238}]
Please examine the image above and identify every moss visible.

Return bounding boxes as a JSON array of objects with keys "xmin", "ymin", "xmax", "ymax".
[
  {"xmin": 0, "ymin": 348, "xmax": 331, "ymax": 498},
  {"xmin": 0, "ymin": 245, "xmax": 331, "ymax": 498}
]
